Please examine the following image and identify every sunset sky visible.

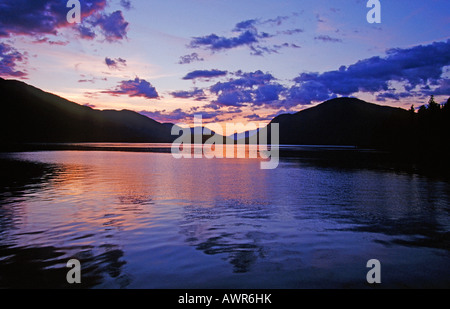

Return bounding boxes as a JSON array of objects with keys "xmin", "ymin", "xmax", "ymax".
[{"xmin": 0, "ymin": 0, "xmax": 449, "ymax": 125}]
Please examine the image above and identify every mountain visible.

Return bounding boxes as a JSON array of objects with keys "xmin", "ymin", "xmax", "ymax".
[
  {"xmin": 264, "ymin": 97, "xmax": 413, "ymax": 148},
  {"xmin": 0, "ymin": 77, "xmax": 176, "ymax": 143},
  {"xmin": 0, "ymin": 78, "xmax": 413, "ymax": 149}
]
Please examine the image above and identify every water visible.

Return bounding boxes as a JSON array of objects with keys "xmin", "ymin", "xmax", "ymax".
[{"xmin": 0, "ymin": 145, "xmax": 449, "ymax": 288}]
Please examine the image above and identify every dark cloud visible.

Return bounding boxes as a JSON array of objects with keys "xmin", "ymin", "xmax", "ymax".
[
  {"xmin": 120, "ymin": 0, "xmax": 132, "ymax": 10},
  {"xmin": 233, "ymin": 19, "xmax": 258, "ymax": 32},
  {"xmin": 83, "ymin": 103, "xmax": 96, "ymax": 108},
  {"xmin": 77, "ymin": 24, "xmax": 97, "ymax": 39},
  {"xmin": 140, "ymin": 108, "xmax": 222, "ymax": 123},
  {"xmin": 0, "ymin": 0, "xmax": 129, "ymax": 42},
  {"xmin": 105, "ymin": 57, "xmax": 127, "ymax": 69},
  {"xmin": 285, "ymin": 82, "xmax": 335, "ymax": 106},
  {"xmin": 262, "ymin": 15, "xmax": 290, "ymax": 26},
  {"xmin": 189, "ymin": 31, "xmax": 260, "ymax": 51},
  {"xmin": 140, "ymin": 109, "xmax": 190, "ymax": 123},
  {"xmin": 84, "ymin": 10, "xmax": 129, "ymax": 42},
  {"xmin": 420, "ymin": 78, "xmax": 450, "ymax": 97},
  {"xmin": 0, "ymin": 0, "xmax": 106, "ymax": 37},
  {"xmin": 183, "ymin": 69, "xmax": 228, "ymax": 80},
  {"xmin": 0, "ymin": 42, "xmax": 27, "ymax": 78},
  {"xmin": 178, "ymin": 53, "xmax": 204, "ymax": 65},
  {"xmin": 376, "ymin": 92, "xmax": 412, "ymax": 102},
  {"xmin": 170, "ymin": 88, "xmax": 207, "ymax": 101},
  {"xmin": 280, "ymin": 28, "xmax": 304, "ymax": 35},
  {"xmin": 103, "ymin": 77, "xmax": 159, "ymax": 99},
  {"xmin": 288, "ymin": 40, "xmax": 450, "ymax": 105},
  {"xmin": 314, "ymin": 35, "xmax": 342, "ymax": 43},
  {"xmin": 188, "ymin": 15, "xmax": 303, "ymax": 56},
  {"xmin": 209, "ymin": 70, "xmax": 285, "ymax": 107}
]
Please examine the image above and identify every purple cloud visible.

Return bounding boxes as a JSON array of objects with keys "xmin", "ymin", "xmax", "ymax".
[
  {"xmin": 280, "ymin": 29, "xmax": 304, "ymax": 35},
  {"xmin": 376, "ymin": 92, "xmax": 412, "ymax": 102},
  {"xmin": 233, "ymin": 19, "xmax": 258, "ymax": 32},
  {"xmin": 103, "ymin": 77, "xmax": 159, "ymax": 99},
  {"xmin": 105, "ymin": 57, "xmax": 127, "ymax": 69},
  {"xmin": 120, "ymin": 0, "xmax": 132, "ymax": 10},
  {"xmin": 189, "ymin": 30, "xmax": 260, "ymax": 51},
  {"xmin": 209, "ymin": 70, "xmax": 285, "ymax": 107},
  {"xmin": 183, "ymin": 69, "xmax": 228, "ymax": 80},
  {"xmin": 188, "ymin": 15, "xmax": 302, "ymax": 56},
  {"xmin": 0, "ymin": 42, "xmax": 27, "ymax": 78},
  {"xmin": 178, "ymin": 53, "xmax": 204, "ymax": 65},
  {"xmin": 170, "ymin": 88, "xmax": 207, "ymax": 101},
  {"xmin": 0, "ymin": 0, "xmax": 107, "ymax": 37},
  {"xmin": 140, "ymin": 108, "xmax": 222, "ymax": 123},
  {"xmin": 84, "ymin": 10, "xmax": 129, "ymax": 42},
  {"xmin": 0, "ymin": 0, "xmax": 129, "ymax": 43},
  {"xmin": 288, "ymin": 40, "xmax": 450, "ymax": 105},
  {"xmin": 314, "ymin": 35, "xmax": 342, "ymax": 43}
]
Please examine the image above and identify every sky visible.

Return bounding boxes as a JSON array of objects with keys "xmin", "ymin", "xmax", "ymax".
[{"xmin": 0, "ymin": 0, "xmax": 449, "ymax": 127}]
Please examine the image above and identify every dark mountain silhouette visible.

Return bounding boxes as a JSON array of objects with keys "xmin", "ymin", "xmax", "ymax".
[
  {"xmin": 0, "ymin": 77, "xmax": 176, "ymax": 143},
  {"xmin": 1, "ymin": 77, "xmax": 448, "ymax": 171},
  {"xmin": 264, "ymin": 97, "xmax": 412, "ymax": 148}
]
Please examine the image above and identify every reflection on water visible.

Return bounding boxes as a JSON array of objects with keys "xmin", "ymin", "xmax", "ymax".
[{"xmin": 0, "ymin": 147, "xmax": 449, "ymax": 288}]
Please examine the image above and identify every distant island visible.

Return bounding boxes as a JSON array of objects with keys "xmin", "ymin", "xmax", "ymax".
[{"xmin": 1, "ymin": 77, "xmax": 449, "ymax": 172}]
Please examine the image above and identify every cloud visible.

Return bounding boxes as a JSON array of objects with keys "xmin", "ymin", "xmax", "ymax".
[
  {"xmin": 376, "ymin": 92, "xmax": 412, "ymax": 102},
  {"xmin": 182, "ymin": 69, "xmax": 228, "ymax": 80},
  {"xmin": 120, "ymin": 0, "xmax": 132, "ymax": 10},
  {"xmin": 83, "ymin": 10, "xmax": 129, "ymax": 42},
  {"xmin": 187, "ymin": 15, "xmax": 303, "ymax": 56},
  {"xmin": 0, "ymin": 0, "xmax": 129, "ymax": 42},
  {"xmin": 140, "ymin": 109, "xmax": 190, "ymax": 123},
  {"xmin": 420, "ymin": 78, "xmax": 450, "ymax": 97},
  {"xmin": 189, "ymin": 31, "xmax": 260, "ymax": 51},
  {"xmin": 233, "ymin": 19, "xmax": 258, "ymax": 32},
  {"xmin": 0, "ymin": 0, "xmax": 106, "ymax": 37},
  {"xmin": 83, "ymin": 103, "xmax": 97, "ymax": 108},
  {"xmin": 209, "ymin": 70, "xmax": 286, "ymax": 107},
  {"xmin": 287, "ymin": 40, "xmax": 450, "ymax": 105},
  {"xmin": 77, "ymin": 75, "xmax": 107, "ymax": 84},
  {"xmin": 103, "ymin": 77, "xmax": 159, "ymax": 99},
  {"xmin": 314, "ymin": 35, "xmax": 342, "ymax": 43},
  {"xmin": 32, "ymin": 37, "xmax": 69, "ymax": 45},
  {"xmin": 170, "ymin": 88, "xmax": 207, "ymax": 101},
  {"xmin": 140, "ymin": 108, "xmax": 222, "ymax": 123},
  {"xmin": 280, "ymin": 28, "xmax": 304, "ymax": 35},
  {"xmin": 0, "ymin": 42, "xmax": 27, "ymax": 78},
  {"xmin": 262, "ymin": 15, "xmax": 291, "ymax": 26},
  {"xmin": 178, "ymin": 53, "xmax": 204, "ymax": 65},
  {"xmin": 105, "ymin": 57, "xmax": 127, "ymax": 69}
]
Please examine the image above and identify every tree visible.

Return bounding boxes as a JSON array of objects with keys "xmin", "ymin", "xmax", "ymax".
[
  {"xmin": 443, "ymin": 97, "xmax": 450, "ymax": 112},
  {"xmin": 418, "ymin": 104, "xmax": 427, "ymax": 116},
  {"xmin": 427, "ymin": 95, "xmax": 440, "ymax": 113}
]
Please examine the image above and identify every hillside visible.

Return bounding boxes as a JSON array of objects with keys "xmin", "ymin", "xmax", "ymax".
[
  {"xmin": 0, "ymin": 78, "xmax": 176, "ymax": 143},
  {"xmin": 266, "ymin": 97, "xmax": 412, "ymax": 148}
]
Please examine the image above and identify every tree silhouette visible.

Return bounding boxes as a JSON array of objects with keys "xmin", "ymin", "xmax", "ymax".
[
  {"xmin": 443, "ymin": 97, "xmax": 450, "ymax": 113},
  {"xmin": 427, "ymin": 95, "xmax": 441, "ymax": 113}
]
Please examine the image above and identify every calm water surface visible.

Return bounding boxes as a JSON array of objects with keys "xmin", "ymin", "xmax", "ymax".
[{"xmin": 0, "ymin": 145, "xmax": 449, "ymax": 288}]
